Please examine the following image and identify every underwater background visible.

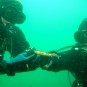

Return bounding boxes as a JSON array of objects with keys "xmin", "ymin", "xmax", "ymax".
[{"xmin": 1, "ymin": 0, "xmax": 87, "ymax": 87}]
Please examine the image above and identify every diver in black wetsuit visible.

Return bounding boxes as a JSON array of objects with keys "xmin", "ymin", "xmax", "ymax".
[
  {"xmin": 0, "ymin": 0, "xmax": 30, "ymax": 75},
  {"xmin": 17, "ymin": 18, "xmax": 87, "ymax": 87}
]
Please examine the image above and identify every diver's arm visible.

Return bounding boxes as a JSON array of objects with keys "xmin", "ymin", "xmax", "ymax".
[
  {"xmin": 12, "ymin": 49, "xmax": 78, "ymax": 72},
  {"xmin": 4, "ymin": 48, "xmax": 79, "ymax": 76},
  {"xmin": 7, "ymin": 26, "xmax": 30, "ymax": 57},
  {"xmin": 38, "ymin": 48, "xmax": 80, "ymax": 72},
  {"xmin": 3, "ymin": 50, "xmax": 58, "ymax": 76},
  {"xmin": 28, "ymin": 48, "xmax": 79, "ymax": 72}
]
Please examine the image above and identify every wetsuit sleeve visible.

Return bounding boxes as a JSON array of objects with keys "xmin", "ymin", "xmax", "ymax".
[
  {"xmin": 7, "ymin": 26, "xmax": 30, "ymax": 57},
  {"xmin": 5, "ymin": 48, "xmax": 80, "ymax": 76},
  {"xmin": 38, "ymin": 49, "xmax": 79, "ymax": 72}
]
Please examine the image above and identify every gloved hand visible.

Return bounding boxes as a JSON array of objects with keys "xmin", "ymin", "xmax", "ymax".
[
  {"xmin": 6, "ymin": 49, "xmax": 38, "ymax": 76},
  {"xmin": 6, "ymin": 52, "xmax": 35, "ymax": 64}
]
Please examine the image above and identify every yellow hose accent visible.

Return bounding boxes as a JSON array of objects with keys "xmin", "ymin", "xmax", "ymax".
[
  {"xmin": 25, "ymin": 49, "xmax": 58, "ymax": 57},
  {"xmin": 34, "ymin": 50, "xmax": 57, "ymax": 57}
]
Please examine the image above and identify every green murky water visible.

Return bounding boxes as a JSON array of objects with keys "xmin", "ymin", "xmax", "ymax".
[{"xmin": 1, "ymin": 0, "xmax": 87, "ymax": 87}]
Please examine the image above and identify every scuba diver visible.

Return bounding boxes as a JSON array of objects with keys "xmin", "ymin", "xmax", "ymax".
[
  {"xmin": 22, "ymin": 18, "xmax": 87, "ymax": 87},
  {"xmin": 0, "ymin": 0, "xmax": 30, "ymax": 75},
  {"xmin": 0, "ymin": 0, "xmax": 87, "ymax": 87},
  {"xmin": 14, "ymin": 18, "xmax": 87, "ymax": 87}
]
